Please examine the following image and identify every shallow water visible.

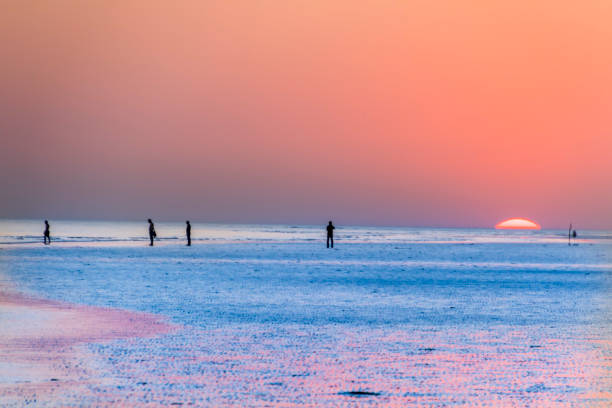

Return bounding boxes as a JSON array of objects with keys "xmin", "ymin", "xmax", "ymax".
[
  {"xmin": 3, "ymin": 219, "xmax": 611, "ymax": 245},
  {"xmin": 1, "ymin": 221, "xmax": 611, "ymax": 406}
]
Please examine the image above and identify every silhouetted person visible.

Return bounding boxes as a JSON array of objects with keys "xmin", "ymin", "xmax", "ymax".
[
  {"xmin": 43, "ymin": 220, "xmax": 50, "ymax": 245},
  {"xmin": 148, "ymin": 219, "xmax": 156, "ymax": 246},
  {"xmin": 186, "ymin": 220, "xmax": 191, "ymax": 246},
  {"xmin": 572, "ymin": 229, "xmax": 577, "ymax": 242},
  {"xmin": 326, "ymin": 221, "xmax": 335, "ymax": 248}
]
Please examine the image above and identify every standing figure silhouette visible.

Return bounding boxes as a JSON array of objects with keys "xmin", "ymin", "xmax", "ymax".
[
  {"xmin": 326, "ymin": 221, "xmax": 335, "ymax": 248},
  {"xmin": 43, "ymin": 220, "xmax": 50, "ymax": 245},
  {"xmin": 186, "ymin": 221, "xmax": 191, "ymax": 246},
  {"xmin": 148, "ymin": 219, "xmax": 157, "ymax": 246}
]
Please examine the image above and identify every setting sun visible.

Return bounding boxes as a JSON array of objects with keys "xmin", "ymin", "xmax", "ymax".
[{"xmin": 495, "ymin": 218, "xmax": 541, "ymax": 230}]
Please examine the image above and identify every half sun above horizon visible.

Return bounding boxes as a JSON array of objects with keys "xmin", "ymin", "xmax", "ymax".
[{"xmin": 495, "ymin": 218, "xmax": 541, "ymax": 230}]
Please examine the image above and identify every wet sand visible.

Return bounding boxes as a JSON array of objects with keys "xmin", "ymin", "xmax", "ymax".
[{"xmin": 0, "ymin": 288, "xmax": 174, "ymax": 406}]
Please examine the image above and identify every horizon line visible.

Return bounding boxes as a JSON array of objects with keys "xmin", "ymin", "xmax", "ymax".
[{"xmin": 1, "ymin": 217, "xmax": 610, "ymax": 232}]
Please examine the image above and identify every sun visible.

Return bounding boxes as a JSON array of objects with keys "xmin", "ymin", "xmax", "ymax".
[{"xmin": 495, "ymin": 218, "xmax": 541, "ymax": 230}]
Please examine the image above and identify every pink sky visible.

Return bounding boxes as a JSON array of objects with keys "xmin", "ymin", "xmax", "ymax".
[{"xmin": 1, "ymin": 1, "xmax": 611, "ymax": 228}]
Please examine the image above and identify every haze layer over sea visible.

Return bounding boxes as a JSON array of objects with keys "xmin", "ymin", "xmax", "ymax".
[{"xmin": 1, "ymin": 220, "xmax": 611, "ymax": 407}]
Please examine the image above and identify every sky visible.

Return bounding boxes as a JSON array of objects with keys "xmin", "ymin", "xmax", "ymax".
[{"xmin": 1, "ymin": 1, "xmax": 611, "ymax": 228}]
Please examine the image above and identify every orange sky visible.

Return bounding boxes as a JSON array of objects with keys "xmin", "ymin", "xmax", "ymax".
[{"xmin": 1, "ymin": 1, "xmax": 611, "ymax": 228}]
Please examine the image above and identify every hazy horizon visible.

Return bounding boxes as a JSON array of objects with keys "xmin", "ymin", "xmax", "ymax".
[{"xmin": 2, "ymin": 217, "xmax": 611, "ymax": 232}]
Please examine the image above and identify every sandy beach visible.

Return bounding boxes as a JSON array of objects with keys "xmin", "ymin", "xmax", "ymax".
[{"xmin": 0, "ymin": 285, "xmax": 174, "ymax": 407}]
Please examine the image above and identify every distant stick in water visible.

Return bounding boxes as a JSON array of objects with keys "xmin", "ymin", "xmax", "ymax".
[
  {"xmin": 43, "ymin": 220, "xmax": 50, "ymax": 245},
  {"xmin": 148, "ymin": 219, "xmax": 157, "ymax": 246},
  {"xmin": 326, "ymin": 221, "xmax": 335, "ymax": 248},
  {"xmin": 186, "ymin": 221, "xmax": 191, "ymax": 246}
]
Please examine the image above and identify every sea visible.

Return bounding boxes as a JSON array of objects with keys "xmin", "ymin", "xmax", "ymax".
[{"xmin": 1, "ymin": 219, "xmax": 611, "ymax": 406}]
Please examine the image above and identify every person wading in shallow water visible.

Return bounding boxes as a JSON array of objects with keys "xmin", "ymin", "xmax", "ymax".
[
  {"xmin": 148, "ymin": 219, "xmax": 157, "ymax": 246},
  {"xmin": 186, "ymin": 220, "xmax": 191, "ymax": 246},
  {"xmin": 326, "ymin": 221, "xmax": 335, "ymax": 248},
  {"xmin": 43, "ymin": 220, "xmax": 51, "ymax": 245},
  {"xmin": 568, "ymin": 223, "xmax": 578, "ymax": 245}
]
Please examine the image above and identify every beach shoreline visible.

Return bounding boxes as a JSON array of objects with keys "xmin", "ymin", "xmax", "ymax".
[{"xmin": 0, "ymin": 279, "xmax": 175, "ymax": 406}]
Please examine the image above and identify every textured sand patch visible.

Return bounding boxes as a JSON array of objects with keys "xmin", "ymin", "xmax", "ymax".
[{"xmin": 0, "ymin": 290, "xmax": 175, "ymax": 406}]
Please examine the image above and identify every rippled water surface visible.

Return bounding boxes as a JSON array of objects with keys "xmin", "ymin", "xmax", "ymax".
[{"xmin": 1, "ymin": 221, "xmax": 611, "ymax": 406}]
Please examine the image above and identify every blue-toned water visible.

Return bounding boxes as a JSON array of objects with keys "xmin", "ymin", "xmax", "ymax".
[
  {"xmin": 1, "ymin": 220, "xmax": 611, "ymax": 406},
  {"xmin": 2, "ymin": 219, "xmax": 612, "ymax": 245}
]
